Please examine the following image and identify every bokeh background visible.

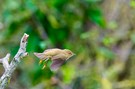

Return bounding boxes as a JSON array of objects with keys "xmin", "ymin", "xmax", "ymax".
[{"xmin": 0, "ymin": 0, "xmax": 135, "ymax": 89}]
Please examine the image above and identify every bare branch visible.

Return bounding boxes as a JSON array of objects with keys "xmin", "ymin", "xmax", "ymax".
[
  {"xmin": 0, "ymin": 54, "xmax": 10, "ymax": 71},
  {"xmin": 0, "ymin": 33, "xmax": 29, "ymax": 89}
]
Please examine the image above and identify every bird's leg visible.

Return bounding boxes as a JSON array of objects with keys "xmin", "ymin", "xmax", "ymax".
[
  {"xmin": 39, "ymin": 60, "xmax": 43, "ymax": 65},
  {"xmin": 42, "ymin": 64, "xmax": 46, "ymax": 69},
  {"xmin": 45, "ymin": 58, "xmax": 49, "ymax": 62},
  {"xmin": 41, "ymin": 58, "xmax": 49, "ymax": 69},
  {"xmin": 39, "ymin": 57, "xmax": 49, "ymax": 64},
  {"xmin": 41, "ymin": 57, "xmax": 52, "ymax": 69}
]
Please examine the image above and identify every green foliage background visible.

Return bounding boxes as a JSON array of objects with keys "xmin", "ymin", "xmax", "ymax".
[{"xmin": 0, "ymin": 0, "xmax": 135, "ymax": 89}]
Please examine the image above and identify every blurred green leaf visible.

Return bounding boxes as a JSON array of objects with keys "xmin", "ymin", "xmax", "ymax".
[
  {"xmin": 130, "ymin": 0, "xmax": 135, "ymax": 8},
  {"xmin": 99, "ymin": 47, "xmax": 115, "ymax": 59},
  {"xmin": 62, "ymin": 65, "xmax": 76, "ymax": 84},
  {"xmin": 88, "ymin": 8, "xmax": 106, "ymax": 28}
]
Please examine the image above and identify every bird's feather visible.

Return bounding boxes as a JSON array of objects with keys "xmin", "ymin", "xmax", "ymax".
[
  {"xmin": 51, "ymin": 59, "xmax": 65, "ymax": 71},
  {"xmin": 34, "ymin": 48, "xmax": 75, "ymax": 71},
  {"xmin": 34, "ymin": 53, "xmax": 46, "ymax": 60},
  {"xmin": 52, "ymin": 53, "xmax": 66, "ymax": 60}
]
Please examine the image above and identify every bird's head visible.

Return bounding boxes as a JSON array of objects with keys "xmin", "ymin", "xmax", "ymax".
[{"xmin": 64, "ymin": 49, "xmax": 75, "ymax": 59}]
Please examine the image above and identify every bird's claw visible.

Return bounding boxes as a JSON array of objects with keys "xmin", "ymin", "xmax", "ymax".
[{"xmin": 42, "ymin": 64, "xmax": 46, "ymax": 69}]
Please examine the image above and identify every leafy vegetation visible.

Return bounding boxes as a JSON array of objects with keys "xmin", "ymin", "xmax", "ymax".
[{"xmin": 0, "ymin": 0, "xmax": 135, "ymax": 89}]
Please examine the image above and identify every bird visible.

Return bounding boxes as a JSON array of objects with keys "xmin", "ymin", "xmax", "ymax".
[{"xmin": 34, "ymin": 48, "xmax": 75, "ymax": 71}]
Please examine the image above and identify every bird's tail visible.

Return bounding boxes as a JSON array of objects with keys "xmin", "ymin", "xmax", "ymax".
[
  {"xmin": 34, "ymin": 52, "xmax": 46, "ymax": 60},
  {"xmin": 34, "ymin": 52, "xmax": 48, "ymax": 69}
]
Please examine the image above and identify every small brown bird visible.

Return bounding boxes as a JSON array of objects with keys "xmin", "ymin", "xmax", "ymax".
[{"xmin": 34, "ymin": 48, "xmax": 75, "ymax": 71}]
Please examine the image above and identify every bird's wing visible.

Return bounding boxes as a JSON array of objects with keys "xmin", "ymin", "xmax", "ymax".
[
  {"xmin": 50, "ymin": 54, "xmax": 66, "ymax": 71},
  {"xmin": 52, "ymin": 53, "xmax": 66, "ymax": 60},
  {"xmin": 51, "ymin": 58, "xmax": 65, "ymax": 71}
]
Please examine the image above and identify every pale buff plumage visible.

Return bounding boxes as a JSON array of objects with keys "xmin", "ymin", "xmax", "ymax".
[{"xmin": 34, "ymin": 48, "xmax": 75, "ymax": 71}]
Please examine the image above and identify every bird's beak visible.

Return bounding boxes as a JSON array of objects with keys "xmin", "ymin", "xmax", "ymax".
[
  {"xmin": 73, "ymin": 53, "xmax": 76, "ymax": 56},
  {"xmin": 72, "ymin": 53, "xmax": 76, "ymax": 56}
]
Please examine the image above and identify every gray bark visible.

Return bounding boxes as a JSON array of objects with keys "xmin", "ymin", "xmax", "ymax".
[{"xmin": 0, "ymin": 33, "xmax": 29, "ymax": 89}]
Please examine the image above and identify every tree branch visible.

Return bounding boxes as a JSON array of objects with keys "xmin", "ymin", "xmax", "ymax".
[{"xmin": 0, "ymin": 33, "xmax": 29, "ymax": 89}]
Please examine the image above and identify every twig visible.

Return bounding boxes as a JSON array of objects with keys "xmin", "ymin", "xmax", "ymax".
[{"xmin": 0, "ymin": 33, "xmax": 29, "ymax": 89}]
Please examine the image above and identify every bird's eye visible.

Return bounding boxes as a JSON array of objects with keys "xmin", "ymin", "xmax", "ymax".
[{"xmin": 68, "ymin": 52, "xmax": 72, "ymax": 54}]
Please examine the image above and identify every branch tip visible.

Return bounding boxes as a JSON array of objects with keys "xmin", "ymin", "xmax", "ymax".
[
  {"xmin": 0, "ymin": 33, "xmax": 29, "ymax": 89},
  {"xmin": 22, "ymin": 33, "xmax": 29, "ymax": 42}
]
